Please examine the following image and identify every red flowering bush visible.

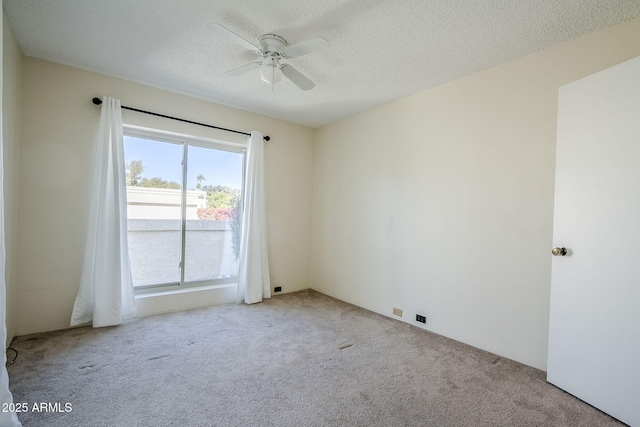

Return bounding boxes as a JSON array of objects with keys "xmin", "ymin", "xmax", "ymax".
[{"xmin": 197, "ymin": 207, "xmax": 236, "ymax": 220}]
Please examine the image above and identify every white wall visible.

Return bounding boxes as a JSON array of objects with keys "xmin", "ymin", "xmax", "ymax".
[
  {"xmin": 312, "ymin": 17, "xmax": 640, "ymax": 370},
  {"xmin": 2, "ymin": 11, "xmax": 21, "ymax": 344},
  {"xmin": 16, "ymin": 58, "xmax": 314, "ymax": 335}
]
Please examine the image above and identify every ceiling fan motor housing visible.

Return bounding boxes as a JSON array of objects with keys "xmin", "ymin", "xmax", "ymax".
[{"xmin": 259, "ymin": 34, "xmax": 287, "ymax": 56}]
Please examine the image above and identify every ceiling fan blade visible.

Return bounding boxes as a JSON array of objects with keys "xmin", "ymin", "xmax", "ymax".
[
  {"xmin": 280, "ymin": 64, "xmax": 315, "ymax": 91},
  {"xmin": 283, "ymin": 36, "xmax": 329, "ymax": 58},
  {"xmin": 209, "ymin": 23, "xmax": 261, "ymax": 54},
  {"xmin": 226, "ymin": 61, "xmax": 262, "ymax": 76}
]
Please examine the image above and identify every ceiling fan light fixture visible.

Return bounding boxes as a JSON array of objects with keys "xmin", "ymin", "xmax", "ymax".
[{"xmin": 260, "ymin": 63, "xmax": 283, "ymax": 85}]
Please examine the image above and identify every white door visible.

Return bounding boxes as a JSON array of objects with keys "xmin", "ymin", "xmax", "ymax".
[{"xmin": 548, "ymin": 55, "xmax": 640, "ymax": 426}]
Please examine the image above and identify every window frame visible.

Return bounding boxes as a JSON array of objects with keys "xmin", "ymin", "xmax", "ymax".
[{"xmin": 123, "ymin": 124, "xmax": 246, "ymax": 294}]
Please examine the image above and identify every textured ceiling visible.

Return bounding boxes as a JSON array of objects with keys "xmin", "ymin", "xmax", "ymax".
[{"xmin": 4, "ymin": 1, "xmax": 640, "ymax": 127}]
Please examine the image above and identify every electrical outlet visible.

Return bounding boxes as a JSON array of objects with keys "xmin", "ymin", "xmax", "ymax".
[
  {"xmin": 392, "ymin": 307, "xmax": 403, "ymax": 317},
  {"xmin": 274, "ymin": 286, "xmax": 282, "ymax": 293},
  {"xmin": 416, "ymin": 314, "xmax": 426, "ymax": 324}
]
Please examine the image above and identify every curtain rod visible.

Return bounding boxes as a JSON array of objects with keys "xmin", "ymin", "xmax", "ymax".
[{"xmin": 91, "ymin": 97, "xmax": 270, "ymax": 141}]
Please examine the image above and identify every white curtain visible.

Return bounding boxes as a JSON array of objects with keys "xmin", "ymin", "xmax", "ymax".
[
  {"xmin": 237, "ymin": 131, "xmax": 271, "ymax": 304},
  {"xmin": 0, "ymin": 85, "xmax": 22, "ymax": 427},
  {"xmin": 70, "ymin": 97, "xmax": 136, "ymax": 327}
]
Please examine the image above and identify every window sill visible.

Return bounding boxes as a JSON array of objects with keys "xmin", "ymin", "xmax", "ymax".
[
  {"xmin": 134, "ymin": 282, "xmax": 237, "ymax": 317},
  {"xmin": 135, "ymin": 282, "xmax": 236, "ymax": 298}
]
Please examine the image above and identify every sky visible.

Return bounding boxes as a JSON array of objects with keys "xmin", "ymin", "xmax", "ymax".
[{"xmin": 123, "ymin": 135, "xmax": 243, "ymax": 190}]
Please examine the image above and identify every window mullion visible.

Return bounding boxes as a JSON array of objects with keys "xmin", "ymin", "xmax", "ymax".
[{"xmin": 179, "ymin": 143, "xmax": 188, "ymax": 286}]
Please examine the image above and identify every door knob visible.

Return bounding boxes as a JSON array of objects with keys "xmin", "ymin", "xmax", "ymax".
[{"xmin": 552, "ymin": 247, "xmax": 567, "ymax": 256}]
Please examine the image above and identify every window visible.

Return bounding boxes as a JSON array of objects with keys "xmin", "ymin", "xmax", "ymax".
[{"xmin": 123, "ymin": 127, "xmax": 244, "ymax": 290}]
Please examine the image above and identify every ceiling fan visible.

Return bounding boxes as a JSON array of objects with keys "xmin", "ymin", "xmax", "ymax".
[{"xmin": 210, "ymin": 23, "xmax": 330, "ymax": 91}]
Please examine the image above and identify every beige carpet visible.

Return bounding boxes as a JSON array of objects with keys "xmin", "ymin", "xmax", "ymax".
[{"xmin": 7, "ymin": 290, "xmax": 624, "ymax": 427}]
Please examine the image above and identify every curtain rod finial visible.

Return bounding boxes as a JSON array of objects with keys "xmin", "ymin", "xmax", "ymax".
[
  {"xmin": 264, "ymin": 136, "xmax": 271, "ymax": 141},
  {"xmin": 92, "ymin": 97, "xmax": 102, "ymax": 105}
]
